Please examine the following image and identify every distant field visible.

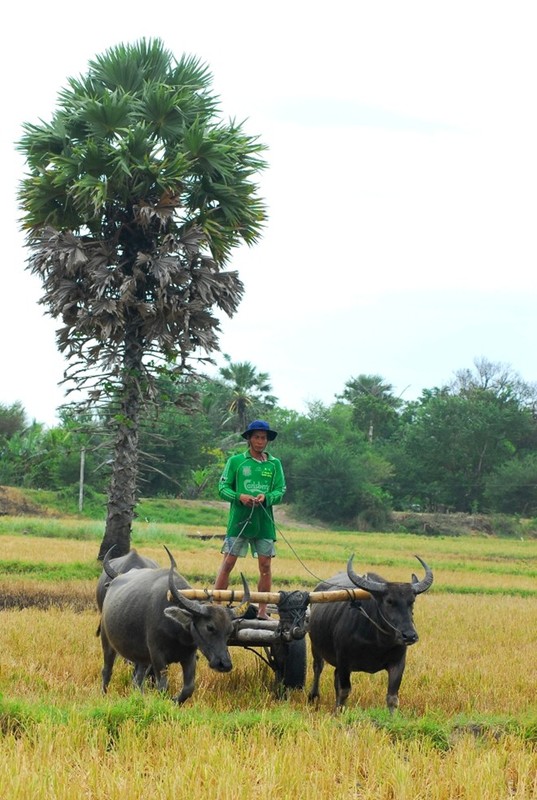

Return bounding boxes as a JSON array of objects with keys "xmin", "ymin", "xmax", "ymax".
[
  {"xmin": 1, "ymin": 516, "xmax": 536, "ymax": 594},
  {"xmin": 1, "ymin": 512, "xmax": 537, "ymax": 799}
]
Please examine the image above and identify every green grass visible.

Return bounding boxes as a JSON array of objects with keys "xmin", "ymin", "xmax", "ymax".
[
  {"xmin": 0, "ymin": 559, "xmax": 100, "ymax": 581},
  {"xmin": 20, "ymin": 487, "xmax": 229, "ymax": 526},
  {"xmin": 0, "ymin": 516, "xmax": 217, "ymax": 546},
  {"xmin": 136, "ymin": 498, "xmax": 227, "ymax": 526},
  {"xmin": 0, "ymin": 517, "xmax": 105, "ymax": 540},
  {"xmin": 1, "ymin": 692, "xmax": 536, "ymax": 752}
]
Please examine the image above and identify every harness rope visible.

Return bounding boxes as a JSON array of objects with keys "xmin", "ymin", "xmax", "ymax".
[
  {"xmin": 220, "ymin": 463, "xmax": 382, "ymax": 596},
  {"xmin": 355, "ymin": 605, "xmax": 399, "ymax": 637},
  {"xmin": 258, "ymin": 503, "xmax": 410, "ymax": 639},
  {"xmin": 230, "ymin": 495, "xmax": 409, "ymax": 639},
  {"xmin": 235, "ymin": 503, "xmax": 256, "ymax": 538},
  {"xmin": 257, "ymin": 502, "xmax": 329, "ymax": 584},
  {"xmin": 257, "ymin": 503, "xmax": 363, "ymax": 601}
]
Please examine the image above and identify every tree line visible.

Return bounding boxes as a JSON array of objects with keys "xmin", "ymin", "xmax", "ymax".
[{"xmin": 2, "ymin": 356, "xmax": 537, "ymax": 526}]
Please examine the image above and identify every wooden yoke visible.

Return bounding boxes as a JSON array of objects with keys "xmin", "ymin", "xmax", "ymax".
[{"xmin": 170, "ymin": 588, "xmax": 371, "ymax": 604}]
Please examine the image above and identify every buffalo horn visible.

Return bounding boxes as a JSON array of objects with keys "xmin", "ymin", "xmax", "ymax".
[
  {"xmin": 164, "ymin": 545, "xmax": 209, "ymax": 617},
  {"xmin": 230, "ymin": 573, "xmax": 252, "ymax": 618},
  {"xmin": 410, "ymin": 556, "xmax": 434, "ymax": 594},
  {"xmin": 102, "ymin": 546, "xmax": 118, "ymax": 579},
  {"xmin": 346, "ymin": 555, "xmax": 387, "ymax": 593}
]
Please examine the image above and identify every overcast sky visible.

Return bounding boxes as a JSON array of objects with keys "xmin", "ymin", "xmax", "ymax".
[{"xmin": 2, "ymin": 1, "xmax": 536, "ymax": 426}]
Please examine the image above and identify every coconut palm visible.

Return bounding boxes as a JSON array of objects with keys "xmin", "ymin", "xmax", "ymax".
[{"xmin": 17, "ymin": 39, "xmax": 267, "ymax": 558}]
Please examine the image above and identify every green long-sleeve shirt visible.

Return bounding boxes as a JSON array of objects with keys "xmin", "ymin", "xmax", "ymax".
[{"xmin": 218, "ymin": 451, "xmax": 286, "ymax": 540}]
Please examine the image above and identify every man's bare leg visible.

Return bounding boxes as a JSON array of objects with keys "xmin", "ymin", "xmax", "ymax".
[
  {"xmin": 214, "ymin": 554, "xmax": 238, "ymax": 590},
  {"xmin": 256, "ymin": 555, "xmax": 272, "ymax": 618}
]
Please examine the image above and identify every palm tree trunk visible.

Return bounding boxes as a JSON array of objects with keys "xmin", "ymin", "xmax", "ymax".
[{"xmin": 97, "ymin": 331, "xmax": 143, "ymax": 560}]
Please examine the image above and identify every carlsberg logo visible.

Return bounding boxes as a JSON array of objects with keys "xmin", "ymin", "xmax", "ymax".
[{"xmin": 243, "ymin": 480, "xmax": 267, "ymax": 493}]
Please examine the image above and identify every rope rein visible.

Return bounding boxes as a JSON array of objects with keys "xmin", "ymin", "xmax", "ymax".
[
  {"xmin": 356, "ymin": 605, "xmax": 397, "ymax": 637},
  {"xmin": 257, "ymin": 502, "xmax": 408, "ymax": 639},
  {"xmin": 223, "ymin": 456, "xmax": 372, "ymax": 592},
  {"xmin": 257, "ymin": 502, "xmax": 332, "ymax": 585},
  {"xmin": 225, "ymin": 485, "xmax": 413, "ymax": 640},
  {"xmin": 235, "ymin": 504, "xmax": 256, "ymax": 539},
  {"xmin": 258, "ymin": 503, "xmax": 366, "ymax": 601}
]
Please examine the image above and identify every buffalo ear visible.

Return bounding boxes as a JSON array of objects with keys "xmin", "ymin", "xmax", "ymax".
[{"xmin": 164, "ymin": 606, "xmax": 192, "ymax": 628}]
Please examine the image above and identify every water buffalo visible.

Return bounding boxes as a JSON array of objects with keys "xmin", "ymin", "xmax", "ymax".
[
  {"xmin": 96, "ymin": 548, "xmax": 160, "ymax": 616},
  {"xmin": 308, "ymin": 555, "xmax": 433, "ymax": 713},
  {"xmin": 99, "ymin": 547, "xmax": 251, "ymax": 703},
  {"xmin": 96, "ymin": 549, "xmax": 161, "ymax": 683}
]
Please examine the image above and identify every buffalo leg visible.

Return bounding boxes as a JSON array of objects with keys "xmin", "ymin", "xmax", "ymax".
[
  {"xmin": 386, "ymin": 654, "xmax": 406, "ymax": 713},
  {"xmin": 308, "ymin": 646, "xmax": 324, "ymax": 703},
  {"xmin": 132, "ymin": 663, "xmax": 152, "ymax": 689},
  {"xmin": 147, "ymin": 655, "xmax": 169, "ymax": 694},
  {"xmin": 101, "ymin": 635, "xmax": 117, "ymax": 693},
  {"xmin": 173, "ymin": 652, "xmax": 197, "ymax": 704},
  {"xmin": 334, "ymin": 664, "xmax": 352, "ymax": 711}
]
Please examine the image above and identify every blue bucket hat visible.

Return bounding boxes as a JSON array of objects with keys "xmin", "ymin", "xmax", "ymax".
[{"xmin": 241, "ymin": 420, "xmax": 278, "ymax": 441}]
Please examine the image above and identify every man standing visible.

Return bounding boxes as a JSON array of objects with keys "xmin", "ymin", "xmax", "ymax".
[{"xmin": 214, "ymin": 420, "xmax": 286, "ymax": 619}]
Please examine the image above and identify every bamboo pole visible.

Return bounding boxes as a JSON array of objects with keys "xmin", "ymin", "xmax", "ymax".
[
  {"xmin": 174, "ymin": 588, "xmax": 370, "ymax": 604},
  {"xmin": 233, "ymin": 629, "xmax": 280, "ymax": 644}
]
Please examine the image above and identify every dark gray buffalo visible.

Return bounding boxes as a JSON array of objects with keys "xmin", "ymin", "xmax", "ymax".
[
  {"xmin": 96, "ymin": 548, "xmax": 160, "ymax": 617},
  {"xmin": 308, "ymin": 555, "xmax": 433, "ymax": 712},
  {"xmin": 99, "ymin": 547, "xmax": 251, "ymax": 703},
  {"xmin": 96, "ymin": 549, "xmax": 161, "ymax": 685}
]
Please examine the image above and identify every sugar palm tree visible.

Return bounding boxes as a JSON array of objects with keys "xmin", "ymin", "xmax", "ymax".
[
  {"xmin": 17, "ymin": 39, "xmax": 267, "ymax": 558},
  {"xmin": 218, "ymin": 355, "xmax": 277, "ymax": 433}
]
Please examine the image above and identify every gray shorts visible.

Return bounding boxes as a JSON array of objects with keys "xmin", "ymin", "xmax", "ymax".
[{"xmin": 221, "ymin": 537, "xmax": 276, "ymax": 558}]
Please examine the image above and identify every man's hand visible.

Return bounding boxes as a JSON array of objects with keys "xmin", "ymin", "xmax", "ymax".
[{"xmin": 239, "ymin": 493, "xmax": 265, "ymax": 506}]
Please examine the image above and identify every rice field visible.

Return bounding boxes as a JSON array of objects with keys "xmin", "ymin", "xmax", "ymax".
[{"xmin": 1, "ymin": 520, "xmax": 537, "ymax": 799}]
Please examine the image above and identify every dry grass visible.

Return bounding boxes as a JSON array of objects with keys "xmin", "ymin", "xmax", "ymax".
[
  {"xmin": 2, "ymin": 718, "xmax": 536, "ymax": 800},
  {"xmin": 2, "ymin": 594, "xmax": 536, "ymax": 717},
  {"xmin": 2, "ymin": 524, "xmax": 537, "ymax": 798},
  {"xmin": 0, "ymin": 535, "xmax": 98, "ymax": 563},
  {"xmin": 4, "ymin": 526, "xmax": 536, "ymax": 592}
]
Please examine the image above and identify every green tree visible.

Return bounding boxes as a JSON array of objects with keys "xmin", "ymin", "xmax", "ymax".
[
  {"xmin": 17, "ymin": 39, "xmax": 267, "ymax": 558},
  {"xmin": 390, "ymin": 386, "xmax": 535, "ymax": 512},
  {"xmin": 53, "ymin": 408, "xmax": 111, "ymax": 496},
  {"xmin": 212, "ymin": 354, "xmax": 277, "ymax": 433},
  {"xmin": 136, "ymin": 376, "xmax": 216, "ymax": 496},
  {"xmin": 0, "ymin": 402, "xmax": 27, "ymax": 440},
  {"xmin": 0, "ymin": 406, "xmax": 108, "ymax": 494},
  {"xmin": 338, "ymin": 374, "xmax": 403, "ymax": 442},
  {"xmin": 274, "ymin": 402, "xmax": 393, "ymax": 526},
  {"xmin": 0, "ymin": 421, "xmax": 46, "ymax": 487},
  {"xmin": 483, "ymin": 454, "xmax": 537, "ymax": 515}
]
